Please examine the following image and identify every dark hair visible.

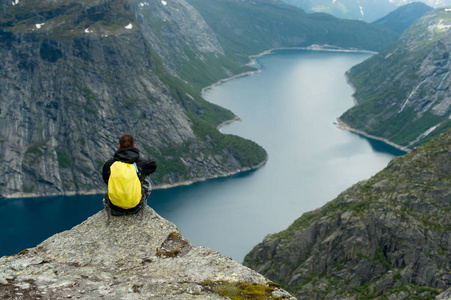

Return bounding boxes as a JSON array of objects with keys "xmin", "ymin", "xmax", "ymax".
[{"xmin": 119, "ymin": 134, "xmax": 134, "ymax": 148}]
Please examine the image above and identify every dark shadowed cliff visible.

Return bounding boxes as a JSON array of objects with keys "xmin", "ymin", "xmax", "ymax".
[{"xmin": 244, "ymin": 129, "xmax": 451, "ymax": 299}]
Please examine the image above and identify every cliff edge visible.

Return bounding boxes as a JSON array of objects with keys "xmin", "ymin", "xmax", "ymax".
[{"xmin": 0, "ymin": 207, "xmax": 294, "ymax": 299}]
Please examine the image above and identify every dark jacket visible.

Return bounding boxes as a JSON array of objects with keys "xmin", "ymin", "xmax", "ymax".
[{"xmin": 102, "ymin": 147, "xmax": 156, "ymax": 185}]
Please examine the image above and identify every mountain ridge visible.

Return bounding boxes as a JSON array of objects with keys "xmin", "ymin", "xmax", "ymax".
[{"xmin": 372, "ymin": 2, "xmax": 433, "ymax": 34}]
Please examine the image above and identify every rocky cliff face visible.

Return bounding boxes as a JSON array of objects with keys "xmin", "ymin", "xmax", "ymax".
[
  {"xmin": 0, "ymin": 0, "xmax": 267, "ymax": 198},
  {"xmin": 340, "ymin": 8, "xmax": 451, "ymax": 150},
  {"xmin": 0, "ymin": 206, "xmax": 295, "ymax": 299},
  {"xmin": 244, "ymin": 129, "xmax": 451, "ymax": 299},
  {"xmin": 135, "ymin": 0, "xmax": 224, "ymax": 76}
]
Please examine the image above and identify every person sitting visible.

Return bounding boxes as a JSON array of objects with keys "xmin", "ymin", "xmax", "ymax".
[{"xmin": 102, "ymin": 134, "xmax": 156, "ymax": 217}]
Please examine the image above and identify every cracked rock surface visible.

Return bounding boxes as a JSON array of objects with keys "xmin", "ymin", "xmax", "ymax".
[{"xmin": 0, "ymin": 206, "xmax": 294, "ymax": 299}]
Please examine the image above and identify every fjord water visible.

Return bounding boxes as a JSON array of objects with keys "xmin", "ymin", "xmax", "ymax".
[{"xmin": 0, "ymin": 50, "xmax": 403, "ymax": 261}]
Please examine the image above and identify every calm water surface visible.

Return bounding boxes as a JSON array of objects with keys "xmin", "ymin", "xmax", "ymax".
[{"xmin": 0, "ymin": 50, "xmax": 404, "ymax": 262}]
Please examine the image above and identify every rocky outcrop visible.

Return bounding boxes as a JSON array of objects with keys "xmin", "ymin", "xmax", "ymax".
[
  {"xmin": 340, "ymin": 8, "xmax": 451, "ymax": 150},
  {"xmin": 244, "ymin": 130, "xmax": 451, "ymax": 299},
  {"xmin": 0, "ymin": 206, "xmax": 295, "ymax": 299}
]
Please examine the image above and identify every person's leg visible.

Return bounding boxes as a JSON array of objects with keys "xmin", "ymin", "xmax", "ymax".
[
  {"xmin": 104, "ymin": 194, "xmax": 111, "ymax": 225},
  {"xmin": 141, "ymin": 177, "xmax": 151, "ymax": 202}
]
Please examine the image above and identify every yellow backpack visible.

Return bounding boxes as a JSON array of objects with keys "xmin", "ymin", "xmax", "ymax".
[{"xmin": 108, "ymin": 161, "xmax": 142, "ymax": 209}]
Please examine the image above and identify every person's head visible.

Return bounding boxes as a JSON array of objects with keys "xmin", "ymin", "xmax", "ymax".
[{"xmin": 118, "ymin": 134, "xmax": 135, "ymax": 149}]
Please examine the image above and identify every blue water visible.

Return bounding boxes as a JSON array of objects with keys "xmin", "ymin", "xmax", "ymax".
[{"xmin": 0, "ymin": 49, "xmax": 404, "ymax": 262}]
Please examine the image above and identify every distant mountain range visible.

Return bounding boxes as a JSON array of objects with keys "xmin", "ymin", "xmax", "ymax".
[
  {"xmin": 187, "ymin": 0, "xmax": 398, "ymax": 56},
  {"xmin": 281, "ymin": 0, "xmax": 449, "ymax": 22}
]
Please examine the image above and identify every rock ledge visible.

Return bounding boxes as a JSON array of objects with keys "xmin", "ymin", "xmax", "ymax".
[{"xmin": 0, "ymin": 207, "xmax": 294, "ymax": 299}]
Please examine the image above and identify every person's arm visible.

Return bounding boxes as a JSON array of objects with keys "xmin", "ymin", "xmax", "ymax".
[
  {"xmin": 137, "ymin": 157, "xmax": 157, "ymax": 176},
  {"xmin": 102, "ymin": 158, "xmax": 115, "ymax": 184}
]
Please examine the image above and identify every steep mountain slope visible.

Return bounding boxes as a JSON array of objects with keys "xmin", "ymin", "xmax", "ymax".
[
  {"xmin": 339, "ymin": 8, "xmax": 451, "ymax": 150},
  {"xmin": 0, "ymin": 0, "xmax": 267, "ymax": 198},
  {"xmin": 281, "ymin": 0, "xmax": 451, "ymax": 22},
  {"xmin": 373, "ymin": 2, "xmax": 433, "ymax": 34},
  {"xmin": 135, "ymin": 0, "xmax": 252, "ymax": 91},
  {"xmin": 0, "ymin": 206, "xmax": 295, "ymax": 299},
  {"xmin": 244, "ymin": 129, "xmax": 451, "ymax": 299}
]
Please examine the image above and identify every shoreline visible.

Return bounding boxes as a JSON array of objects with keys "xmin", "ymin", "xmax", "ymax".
[
  {"xmin": 154, "ymin": 155, "xmax": 269, "ymax": 190},
  {"xmin": 3, "ymin": 156, "xmax": 269, "ymax": 199},
  {"xmin": 3, "ymin": 189, "xmax": 106, "ymax": 200},
  {"xmin": 341, "ymin": 71, "xmax": 411, "ymax": 153},
  {"xmin": 344, "ymin": 72, "xmax": 359, "ymax": 105},
  {"xmin": 202, "ymin": 45, "xmax": 376, "ymax": 95},
  {"xmin": 201, "ymin": 69, "xmax": 262, "ymax": 94},
  {"xmin": 216, "ymin": 115, "xmax": 242, "ymax": 130},
  {"xmin": 336, "ymin": 118, "xmax": 411, "ymax": 153}
]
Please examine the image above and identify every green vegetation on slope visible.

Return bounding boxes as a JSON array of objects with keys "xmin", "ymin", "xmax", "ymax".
[{"xmin": 143, "ymin": 44, "xmax": 267, "ymax": 185}]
